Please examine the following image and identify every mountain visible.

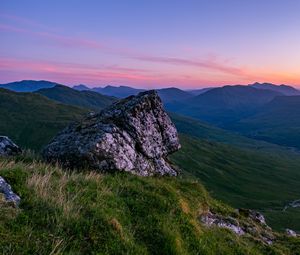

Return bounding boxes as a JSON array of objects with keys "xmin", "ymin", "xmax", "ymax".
[
  {"xmin": 73, "ymin": 84, "xmax": 91, "ymax": 91},
  {"xmin": 76, "ymin": 85, "xmax": 193, "ymax": 103},
  {"xmin": 156, "ymin": 87, "xmax": 193, "ymax": 103},
  {"xmin": 250, "ymin": 82, "xmax": 300, "ymax": 96},
  {"xmin": 167, "ymin": 85, "xmax": 283, "ymax": 126},
  {"xmin": 36, "ymin": 85, "xmax": 117, "ymax": 111},
  {"xmin": 187, "ymin": 87, "xmax": 215, "ymax": 96},
  {"xmin": 92, "ymin": 85, "xmax": 146, "ymax": 98},
  {"xmin": 0, "ymin": 88, "xmax": 87, "ymax": 150},
  {"xmin": 0, "ymin": 80, "xmax": 58, "ymax": 92},
  {"xmin": 228, "ymin": 95, "xmax": 300, "ymax": 149}
]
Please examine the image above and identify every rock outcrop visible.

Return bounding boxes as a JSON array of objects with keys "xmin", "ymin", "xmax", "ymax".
[
  {"xmin": 0, "ymin": 176, "xmax": 20, "ymax": 207},
  {"xmin": 42, "ymin": 91, "xmax": 180, "ymax": 176},
  {"xmin": 0, "ymin": 136, "xmax": 22, "ymax": 156},
  {"xmin": 286, "ymin": 229, "xmax": 298, "ymax": 237},
  {"xmin": 200, "ymin": 209, "xmax": 275, "ymax": 245}
]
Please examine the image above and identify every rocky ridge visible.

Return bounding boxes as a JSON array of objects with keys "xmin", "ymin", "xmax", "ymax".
[{"xmin": 42, "ymin": 90, "xmax": 180, "ymax": 176}]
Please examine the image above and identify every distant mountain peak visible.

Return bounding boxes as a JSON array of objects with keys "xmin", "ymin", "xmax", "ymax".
[
  {"xmin": 0, "ymin": 80, "xmax": 59, "ymax": 92},
  {"xmin": 249, "ymin": 82, "xmax": 300, "ymax": 96},
  {"xmin": 73, "ymin": 84, "xmax": 91, "ymax": 91}
]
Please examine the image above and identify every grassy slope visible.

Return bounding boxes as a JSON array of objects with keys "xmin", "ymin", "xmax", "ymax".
[
  {"xmin": 228, "ymin": 96, "xmax": 300, "ymax": 149},
  {"xmin": 171, "ymin": 115, "xmax": 300, "ymax": 232},
  {"xmin": 1, "ymin": 158, "xmax": 299, "ymax": 255},
  {"xmin": 170, "ymin": 113, "xmax": 298, "ymax": 154},
  {"xmin": 1, "ymin": 89, "xmax": 299, "ymax": 234},
  {"xmin": 0, "ymin": 88, "xmax": 88, "ymax": 151},
  {"xmin": 170, "ymin": 134, "xmax": 300, "ymax": 231},
  {"xmin": 36, "ymin": 85, "xmax": 117, "ymax": 111}
]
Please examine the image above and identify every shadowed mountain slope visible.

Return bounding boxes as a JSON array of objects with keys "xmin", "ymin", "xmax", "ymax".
[{"xmin": 36, "ymin": 85, "xmax": 117, "ymax": 111}]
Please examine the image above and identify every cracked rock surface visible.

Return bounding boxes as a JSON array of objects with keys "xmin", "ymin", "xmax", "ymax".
[{"xmin": 42, "ymin": 90, "xmax": 180, "ymax": 176}]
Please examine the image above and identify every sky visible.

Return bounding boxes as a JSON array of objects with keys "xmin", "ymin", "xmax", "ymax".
[{"xmin": 1, "ymin": 0, "xmax": 300, "ymax": 89}]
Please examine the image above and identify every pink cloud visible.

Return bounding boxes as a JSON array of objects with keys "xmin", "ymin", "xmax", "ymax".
[{"xmin": 133, "ymin": 55, "xmax": 247, "ymax": 77}]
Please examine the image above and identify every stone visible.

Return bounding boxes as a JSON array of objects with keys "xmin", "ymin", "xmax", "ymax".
[
  {"xmin": 286, "ymin": 229, "xmax": 297, "ymax": 237},
  {"xmin": 238, "ymin": 208, "xmax": 266, "ymax": 225},
  {"xmin": 0, "ymin": 136, "xmax": 22, "ymax": 156},
  {"xmin": 200, "ymin": 211, "xmax": 245, "ymax": 236},
  {"xmin": 42, "ymin": 90, "xmax": 180, "ymax": 176},
  {"xmin": 0, "ymin": 176, "xmax": 20, "ymax": 207},
  {"xmin": 200, "ymin": 210, "xmax": 275, "ymax": 245}
]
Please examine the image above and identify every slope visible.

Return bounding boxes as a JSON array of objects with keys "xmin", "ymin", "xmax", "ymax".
[
  {"xmin": 0, "ymin": 88, "xmax": 87, "ymax": 151},
  {"xmin": 0, "ymin": 158, "xmax": 298, "ymax": 254},
  {"xmin": 167, "ymin": 85, "xmax": 282, "ymax": 126},
  {"xmin": 156, "ymin": 88, "xmax": 193, "ymax": 103},
  {"xmin": 229, "ymin": 95, "xmax": 300, "ymax": 149},
  {"xmin": 36, "ymin": 85, "xmax": 117, "ymax": 111}
]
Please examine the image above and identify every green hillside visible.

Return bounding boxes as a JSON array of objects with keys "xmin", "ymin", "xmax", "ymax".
[
  {"xmin": 1, "ymin": 90, "xmax": 299, "ymax": 233},
  {"xmin": 171, "ymin": 135, "xmax": 300, "ymax": 231},
  {"xmin": 0, "ymin": 88, "xmax": 88, "ymax": 151},
  {"xmin": 36, "ymin": 85, "xmax": 117, "ymax": 111},
  {"xmin": 228, "ymin": 96, "xmax": 300, "ymax": 149},
  {"xmin": 170, "ymin": 115, "xmax": 300, "ymax": 232},
  {"xmin": 1, "ymin": 157, "xmax": 299, "ymax": 254}
]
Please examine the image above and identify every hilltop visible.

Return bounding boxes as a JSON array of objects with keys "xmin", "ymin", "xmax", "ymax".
[{"xmin": 36, "ymin": 85, "xmax": 117, "ymax": 111}]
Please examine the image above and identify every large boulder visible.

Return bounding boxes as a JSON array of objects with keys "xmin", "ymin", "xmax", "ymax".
[
  {"xmin": 42, "ymin": 91, "xmax": 180, "ymax": 176},
  {"xmin": 0, "ymin": 136, "xmax": 22, "ymax": 156}
]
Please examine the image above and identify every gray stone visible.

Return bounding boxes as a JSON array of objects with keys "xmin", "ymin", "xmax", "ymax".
[
  {"xmin": 200, "ymin": 211, "xmax": 245, "ymax": 236},
  {"xmin": 0, "ymin": 136, "xmax": 22, "ymax": 156},
  {"xmin": 0, "ymin": 176, "xmax": 20, "ymax": 206},
  {"xmin": 238, "ymin": 208, "xmax": 266, "ymax": 225},
  {"xmin": 42, "ymin": 90, "xmax": 180, "ymax": 176},
  {"xmin": 200, "ymin": 210, "xmax": 275, "ymax": 245},
  {"xmin": 286, "ymin": 229, "xmax": 297, "ymax": 237}
]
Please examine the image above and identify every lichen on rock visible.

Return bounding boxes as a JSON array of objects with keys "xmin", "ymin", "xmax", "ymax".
[{"xmin": 42, "ymin": 90, "xmax": 181, "ymax": 176}]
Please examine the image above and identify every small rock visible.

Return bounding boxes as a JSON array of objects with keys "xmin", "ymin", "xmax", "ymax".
[
  {"xmin": 200, "ymin": 210, "xmax": 275, "ymax": 245},
  {"xmin": 0, "ymin": 136, "xmax": 22, "ymax": 156},
  {"xmin": 286, "ymin": 229, "xmax": 297, "ymax": 237},
  {"xmin": 0, "ymin": 176, "xmax": 20, "ymax": 207},
  {"xmin": 200, "ymin": 211, "xmax": 245, "ymax": 236},
  {"xmin": 238, "ymin": 208, "xmax": 266, "ymax": 225}
]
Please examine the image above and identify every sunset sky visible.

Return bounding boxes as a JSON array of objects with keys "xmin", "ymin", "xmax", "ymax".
[{"xmin": 1, "ymin": 0, "xmax": 300, "ymax": 89}]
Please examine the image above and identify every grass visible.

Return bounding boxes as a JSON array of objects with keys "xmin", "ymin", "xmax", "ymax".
[
  {"xmin": 0, "ymin": 88, "xmax": 87, "ymax": 151},
  {"xmin": 171, "ymin": 135, "xmax": 300, "ymax": 232},
  {"xmin": 0, "ymin": 156, "xmax": 299, "ymax": 254}
]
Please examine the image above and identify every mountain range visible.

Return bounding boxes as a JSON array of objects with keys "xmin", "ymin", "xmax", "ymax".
[{"xmin": 2, "ymin": 80, "xmax": 300, "ymax": 148}]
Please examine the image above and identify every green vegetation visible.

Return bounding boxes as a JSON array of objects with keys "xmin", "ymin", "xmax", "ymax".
[
  {"xmin": 171, "ymin": 114, "xmax": 300, "ymax": 232},
  {"xmin": 229, "ymin": 96, "xmax": 300, "ymax": 149},
  {"xmin": 0, "ymin": 88, "xmax": 87, "ymax": 151},
  {"xmin": 1, "ymin": 156, "xmax": 299, "ymax": 254},
  {"xmin": 171, "ymin": 135, "xmax": 300, "ymax": 232},
  {"xmin": 36, "ymin": 85, "xmax": 117, "ymax": 111}
]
